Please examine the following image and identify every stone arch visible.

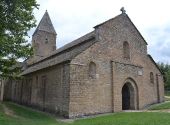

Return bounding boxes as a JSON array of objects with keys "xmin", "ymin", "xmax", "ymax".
[
  {"xmin": 122, "ymin": 78, "xmax": 139, "ymax": 110},
  {"xmin": 123, "ymin": 41, "xmax": 130, "ymax": 59}
]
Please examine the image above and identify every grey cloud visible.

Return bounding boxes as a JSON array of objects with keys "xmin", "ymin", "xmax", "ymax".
[{"xmin": 146, "ymin": 25, "xmax": 170, "ymax": 63}]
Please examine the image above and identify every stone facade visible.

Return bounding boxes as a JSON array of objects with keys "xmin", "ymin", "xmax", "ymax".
[{"xmin": 4, "ymin": 11, "xmax": 164, "ymax": 118}]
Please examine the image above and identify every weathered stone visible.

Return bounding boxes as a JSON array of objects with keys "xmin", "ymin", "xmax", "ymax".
[{"xmin": 4, "ymin": 10, "xmax": 164, "ymax": 118}]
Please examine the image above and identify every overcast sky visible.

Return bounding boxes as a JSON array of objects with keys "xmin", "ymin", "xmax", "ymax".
[{"xmin": 28, "ymin": 0, "xmax": 170, "ymax": 63}]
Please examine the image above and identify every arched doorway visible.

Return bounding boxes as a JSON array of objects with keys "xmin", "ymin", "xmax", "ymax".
[
  {"xmin": 122, "ymin": 79, "xmax": 138, "ymax": 110},
  {"xmin": 122, "ymin": 83, "xmax": 131, "ymax": 110}
]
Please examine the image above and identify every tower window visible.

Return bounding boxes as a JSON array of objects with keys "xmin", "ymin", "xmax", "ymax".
[
  {"xmin": 123, "ymin": 41, "xmax": 130, "ymax": 59},
  {"xmin": 45, "ymin": 36, "xmax": 48, "ymax": 43}
]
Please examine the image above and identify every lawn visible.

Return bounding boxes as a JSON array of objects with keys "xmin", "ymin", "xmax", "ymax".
[
  {"xmin": 149, "ymin": 101, "xmax": 170, "ymax": 110},
  {"xmin": 0, "ymin": 102, "xmax": 63, "ymax": 125},
  {"xmin": 1, "ymin": 102, "xmax": 170, "ymax": 125}
]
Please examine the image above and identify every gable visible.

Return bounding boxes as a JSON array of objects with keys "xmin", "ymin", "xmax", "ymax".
[{"xmin": 94, "ymin": 13, "xmax": 148, "ymax": 45}]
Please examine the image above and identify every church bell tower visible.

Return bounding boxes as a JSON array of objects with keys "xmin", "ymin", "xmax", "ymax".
[{"xmin": 32, "ymin": 10, "xmax": 57, "ymax": 59}]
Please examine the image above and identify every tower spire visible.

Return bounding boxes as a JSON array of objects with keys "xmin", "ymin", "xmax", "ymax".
[{"xmin": 33, "ymin": 10, "xmax": 56, "ymax": 35}]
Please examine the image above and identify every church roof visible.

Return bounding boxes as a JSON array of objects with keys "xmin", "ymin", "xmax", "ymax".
[
  {"xmin": 33, "ymin": 10, "xmax": 56, "ymax": 36},
  {"xmin": 21, "ymin": 31, "xmax": 96, "ymax": 75}
]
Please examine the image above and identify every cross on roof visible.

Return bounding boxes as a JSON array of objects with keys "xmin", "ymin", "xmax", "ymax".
[{"xmin": 120, "ymin": 7, "xmax": 126, "ymax": 14}]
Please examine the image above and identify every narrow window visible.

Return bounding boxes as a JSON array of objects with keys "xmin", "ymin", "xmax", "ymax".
[
  {"xmin": 36, "ymin": 76, "xmax": 38, "ymax": 88},
  {"xmin": 89, "ymin": 62, "xmax": 96, "ymax": 79},
  {"xmin": 150, "ymin": 72, "xmax": 154, "ymax": 84},
  {"xmin": 45, "ymin": 36, "xmax": 48, "ymax": 43},
  {"xmin": 123, "ymin": 41, "xmax": 130, "ymax": 59}
]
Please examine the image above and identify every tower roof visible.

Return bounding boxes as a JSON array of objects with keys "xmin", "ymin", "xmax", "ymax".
[{"xmin": 33, "ymin": 10, "xmax": 56, "ymax": 35}]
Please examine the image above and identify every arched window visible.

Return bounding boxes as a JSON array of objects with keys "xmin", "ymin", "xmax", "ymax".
[
  {"xmin": 89, "ymin": 62, "xmax": 96, "ymax": 79},
  {"xmin": 150, "ymin": 72, "xmax": 154, "ymax": 84},
  {"xmin": 123, "ymin": 41, "xmax": 130, "ymax": 59}
]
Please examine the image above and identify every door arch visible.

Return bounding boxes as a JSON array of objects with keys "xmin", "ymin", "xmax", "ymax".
[{"xmin": 122, "ymin": 78, "xmax": 139, "ymax": 110}]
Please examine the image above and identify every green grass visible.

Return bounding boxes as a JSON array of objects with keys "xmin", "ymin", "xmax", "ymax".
[
  {"xmin": 73, "ymin": 112, "xmax": 170, "ymax": 125},
  {"xmin": 149, "ymin": 101, "xmax": 170, "ymax": 110},
  {"xmin": 0, "ymin": 102, "xmax": 64, "ymax": 125},
  {"xmin": 1, "ymin": 102, "xmax": 170, "ymax": 125}
]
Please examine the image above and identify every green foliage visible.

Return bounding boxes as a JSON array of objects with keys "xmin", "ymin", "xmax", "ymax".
[
  {"xmin": 165, "ymin": 91, "xmax": 170, "ymax": 96},
  {"xmin": 157, "ymin": 62, "xmax": 170, "ymax": 90},
  {"xmin": 0, "ymin": 0, "xmax": 38, "ymax": 78}
]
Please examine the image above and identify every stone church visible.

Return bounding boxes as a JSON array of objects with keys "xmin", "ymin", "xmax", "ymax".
[{"xmin": 4, "ymin": 9, "xmax": 164, "ymax": 118}]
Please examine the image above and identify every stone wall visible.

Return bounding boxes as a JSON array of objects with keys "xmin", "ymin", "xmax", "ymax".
[
  {"xmin": 4, "ymin": 62, "xmax": 70, "ymax": 117},
  {"xmin": 69, "ymin": 57, "xmax": 113, "ymax": 118},
  {"xmin": 68, "ymin": 14, "xmax": 164, "ymax": 117}
]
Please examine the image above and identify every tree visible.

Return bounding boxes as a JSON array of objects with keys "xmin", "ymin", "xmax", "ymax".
[
  {"xmin": 0, "ymin": 0, "xmax": 38, "ymax": 101},
  {"xmin": 157, "ymin": 62, "xmax": 170, "ymax": 90},
  {"xmin": 0, "ymin": 0, "xmax": 38, "ymax": 78},
  {"xmin": 165, "ymin": 70, "xmax": 170, "ymax": 90}
]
